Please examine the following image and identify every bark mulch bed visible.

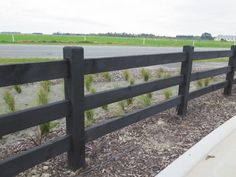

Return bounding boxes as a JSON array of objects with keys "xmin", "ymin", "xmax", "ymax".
[{"xmin": 2, "ymin": 88, "xmax": 236, "ymax": 177}]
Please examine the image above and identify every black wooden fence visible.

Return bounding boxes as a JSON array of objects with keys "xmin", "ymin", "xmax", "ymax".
[{"xmin": 0, "ymin": 45, "xmax": 236, "ymax": 176}]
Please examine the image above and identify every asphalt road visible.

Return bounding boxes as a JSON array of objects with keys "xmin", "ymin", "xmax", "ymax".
[
  {"xmin": 0, "ymin": 44, "xmax": 228, "ymax": 69},
  {"xmin": 0, "ymin": 44, "xmax": 227, "ymax": 58}
]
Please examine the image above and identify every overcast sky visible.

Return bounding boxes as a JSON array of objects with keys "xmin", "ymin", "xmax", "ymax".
[{"xmin": 1, "ymin": 0, "xmax": 235, "ymax": 36}]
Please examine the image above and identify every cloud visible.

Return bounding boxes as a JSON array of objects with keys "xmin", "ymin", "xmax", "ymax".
[{"xmin": 0, "ymin": 0, "xmax": 236, "ymax": 36}]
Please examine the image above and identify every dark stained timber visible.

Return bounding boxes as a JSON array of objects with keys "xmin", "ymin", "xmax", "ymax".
[
  {"xmin": 84, "ymin": 52, "xmax": 186, "ymax": 74},
  {"xmin": 85, "ymin": 96, "xmax": 181, "ymax": 142},
  {"xmin": 0, "ymin": 136, "xmax": 71, "ymax": 177},
  {"xmin": 0, "ymin": 60, "xmax": 68, "ymax": 87},
  {"xmin": 0, "ymin": 101, "xmax": 69, "ymax": 136},
  {"xmin": 193, "ymin": 50, "xmax": 233, "ymax": 60},
  {"xmin": 190, "ymin": 66, "xmax": 231, "ymax": 81},
  {"xmin": 189, "ymin": 81, "xmax": 228, "ymax": 100},
  {"xmin": 84, "ymin": 76, "xmax": 183, "ymax": 110}
]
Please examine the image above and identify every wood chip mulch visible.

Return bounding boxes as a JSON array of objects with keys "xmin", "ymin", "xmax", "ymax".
[{"xmin": 2, "ymin": 87, "xmax": 236, "ymax": 177}]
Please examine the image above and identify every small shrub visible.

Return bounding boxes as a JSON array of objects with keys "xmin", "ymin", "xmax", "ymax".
[
  {"xmin": 156, "ymin": 68, "xmax": 165, "ymax": 78},
  {"xmin": 90, "ymin": 87, "xmax": 96, "ymax": 94},
  {"xmin": 37, "ymin": 88, "xmax": 49, "ymax": 105},
  {"xmin": 102, "ymin": 104, "xmax": 108, "ymax": 111},
  {"xmin": 40, "ymin": 80, "xmax": 51, "ymax": 92},
  {"xmin": 85, "ymin": 75, "xmax": 93, "ymax": 92},
  {"xmin": 141, "ymin": 95, "xmax": 152, "ymax": 106},
  {"xmin": 195, "ymin": 78, "xmax": 212, "ymax": 89},
  {"xmin": 140, "ymin": 68, "xmax": 150, "ymax": 82},
  {"xmin": 162, "ymin": 72, "xmax": 172, "ymax": 79},
  {"xmin": 147, "ymin": 93, "xmax": 153, "ymax": 99},
  {"xmin": 196, "ymin": 79, "xmax": 204, "ymax": 88},
  {"xmin": 102, "ymin": 72, "xmax": 112, "ymax": 82},
  {"xmin": 126, "ymin": 97, "xmax": 133, "ymax": 106},
  {"xmin": 39, "ymin": 122, "xmax": 51, "ymax": 136},
  {"xmin": 118, "ymin": 101, "xmax": 126, "ymax": 112},
  {"xmin": 204, "ymin": 78, "xmax": 211, "ymax": 86},
  {"xmin": 4, "ymin": 91, "xmax": 15, "ymax": 112},
  {"xmin": 122, "ymin": 70, "xmax": 130, "ymax": 81},
  {"xmin": 37, "ymin": 84, "xmax": 50, "ymax": 136},
  {"xmin": 163, "ymin": 89, "xmax": 173, "ymax": 100},
  {"xmin": 14, "ymin": 85, "xmax": 22, "ymax": 93},
  {"xmin": 129, "ymin": 77, "xmax": 135, "ymax": 85},
  {"xmin": 85, "ymin": 110, "xmax": 95, "ymax": 127}
]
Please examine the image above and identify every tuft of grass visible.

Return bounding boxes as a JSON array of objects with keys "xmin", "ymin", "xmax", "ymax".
[
  {"xmin": 102, "ymin": 72, "xmax": 112, "ymax": 82},
  {"xmin": 140, "ymin": 68, "xmax": 150, "ymax": 82},
  {"xmin": 40, "ymin": 80, "xmax": 51, "ymax": 92},
  {"xmin": 102, "ymin": 104, "xmax": 108, "ymax": 111},
  {"xmin": 4, "ymin": 91, "xmax": 15, "ymax": 112},
  {"xmin": 126, "ymin": 97, "xmax": 133, "ymax": 106},
  {"xmin": 163, "ymin": 89, "xmax": 173, "ymax": 99},
  {"xmin": 90, "ymin": 87, "xmax": 96, "ymax": 94},
  {"xmin": 85, "ymin": 110, "xmax": 95, "ymax": 127},
  {"xmin": 122, "ymin": 70, "xmax": 130, "ymax": 81},
  {"xmin": 14, "ymin": 85, "xmax": 22, "ymax": 94},
  {"xmin": 156, "ymin": 68, "xmax": 172, "ymax": 79},
  {"xmin": 85, "ymin": 75, "xmax": 94, "ymax": 92},
  {"xmin": 118, "ymin": 101, "xmax": 126, "ymax": 112},
  {"xmin": 156, "ymin": 68, "xmax": 165, "ymax": 78},
  {"xmin": 37, "ymin": 88, "xmax": 49, "ymax": 105},
  {"xmin": 195, "ymin": 77, "xmax": 213, "ymax": 89},
  {"xmin": 129, "ymin": 77, "xmax": 135, "ymax": 85},
  {"xmin": 141, "ymin": 95, "xmax": 152, "ymax": 107},
  {"xmin": 37, "ymin": 83, "xmax": 51, "ymax": 136}
]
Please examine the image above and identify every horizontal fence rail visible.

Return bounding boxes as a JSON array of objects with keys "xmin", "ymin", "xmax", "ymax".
[
  {"xmin": 0, "ymin": 100, "xmax": 69, "ymax": 136},
  {"xmin": 85, "ymin": 75, "xmax": 183, "ymax": 110},
  {"xmin": 85, "ymin": 52, "xmax": 186, "ymax": 74},
  {"xmin": 193, "ymin": 50, "xmax": 233, "ymax": 60},
  {"xmin": 85, "ymin": 96, "xmax": 181, "ymax": 142},
  {"xmin": 0, "ymin": 60, "xmax": 68, "ymax": 87},
  {"xmin": 190, "ymin": 66, "xmax": 231, "ymax": 81},
  {"xmin": 0, "ymin": 45, "xmax": 236, "ymax": 177},
  {"xmin": 0, "ymin": 136, "xmax": 71, "ymax": 177}
]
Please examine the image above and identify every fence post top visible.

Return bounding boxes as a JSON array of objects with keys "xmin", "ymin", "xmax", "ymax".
[
  {"xmin": 231, "ymin": 45, "xmax": 236, "ymax": 50},
  {"xmin": 183, "ymin": 45, "xmax": 194, "ymax": 53},
  {"xmin": 63, "ymin": 46, "xmax": 84, "ymax": 60}
]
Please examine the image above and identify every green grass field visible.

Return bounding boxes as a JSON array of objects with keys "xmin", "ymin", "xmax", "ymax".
[{"xmin": 0, "ymin": 34, "xmax": 234, "ymax": 48}]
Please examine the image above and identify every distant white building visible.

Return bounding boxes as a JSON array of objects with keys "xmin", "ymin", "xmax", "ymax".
[{"xmin": 215, "ymin": 35, "xmax": 236, "ymax": 41}]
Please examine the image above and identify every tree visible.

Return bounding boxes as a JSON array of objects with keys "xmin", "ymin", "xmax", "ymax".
[{"xmin": 201, "ymin": 32, "xmax": 213, "ymax": 40}]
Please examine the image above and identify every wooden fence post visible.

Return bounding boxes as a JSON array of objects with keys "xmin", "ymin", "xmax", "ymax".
[
  {"xmin": 224, "ymin": 45, "xmax": 236, "ymax": 95},
  {"xmin": 63, "ymin": 47, "xmax": 85, "ymax": 170},
  {"xmin": 177, "ymin": 46, "xmax": 194, "ymax": 115}
]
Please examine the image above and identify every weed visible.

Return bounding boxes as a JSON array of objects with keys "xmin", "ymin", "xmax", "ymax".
[
  {"xmin": 85, "ymin": 75, "xmax": 94, "ymax": 92},
  {"xmin": 126, "ymin": 97, "xmax": 133, "ymax": 106},
  {"xmin": 85, "ymin": 110, "xmax": 95, "ymax": 127},
  {"xmin": 156, "ymin": 68, "xmax": 165, "ymax": 78},
  {"xmin": 118, "ymin": 101, "xmax": 126, "ymax": 112},
  {"xmin": 40, "ymin": 80, "xmax": 51, "ymax": 92},
  {"xmin": 122, "ymin": 70, "xmax": 130, "ymax": 81},
  {"xmin": 129, "ymin": 77, "xmax": 135, "ymax": 85},
  {"xmin": 14, "ymin": 85, "xmax": 22, "ymax": 93},
  {"xmin": 4, "ymin": 91, "xmax": 15, "ymax": 112},
  {"xmin": 102, "ymin": 104, "xmax": 108, "ymax": 111},
  {"xmin": 140, "ymin": 68, "xmax": 150, "ymax": 82},
  {"xmin": 141, "ymin": 95, "xmax": 152, "ymax": 106},
  {"xmin": 37, "ymin": 88, "xmax": 49, "ymax": 105},
  {"xmin": 163, "ymin": 89, "xmax": 173, "ymax": 99},
  {"xmin": 102, "ymin": 72, "xmax": 112, "ymax": 82}
]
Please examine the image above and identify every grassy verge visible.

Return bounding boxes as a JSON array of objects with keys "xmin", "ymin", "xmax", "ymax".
[
  {"xmin": 193, "ymin": 58, "xmax": 228, "ymax": 62},
  {"xmin": 0, "ymin": 58, "xmax": 60, "ymax": 64},
  {"xmin": 0, "ymin": 57, "xmax": 228, "ymax": 65}
]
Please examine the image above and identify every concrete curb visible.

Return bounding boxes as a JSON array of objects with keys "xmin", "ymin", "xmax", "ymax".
[{"xmin": 155, "ymin": 115, "xmax": 236, "ymax": 177}]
